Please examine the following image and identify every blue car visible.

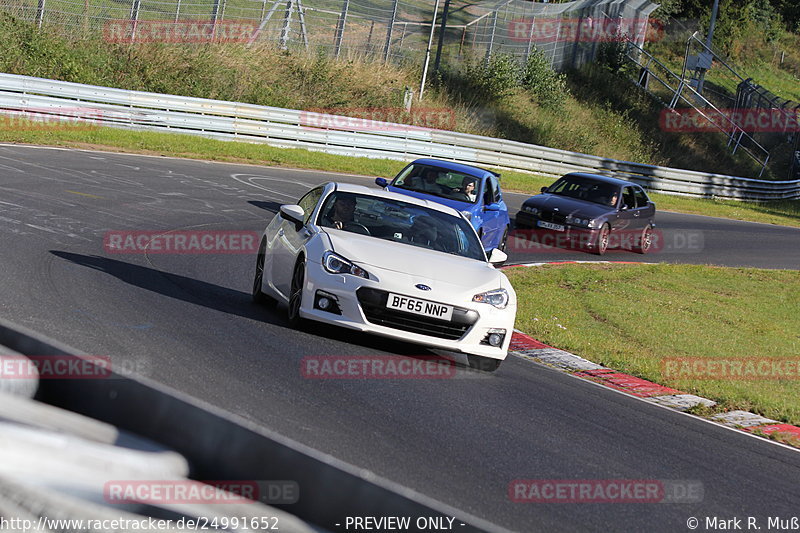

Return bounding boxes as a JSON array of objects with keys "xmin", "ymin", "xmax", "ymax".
[{"xmin": 375, "ymin": 159, "xmax": 511, "ymax": 251}]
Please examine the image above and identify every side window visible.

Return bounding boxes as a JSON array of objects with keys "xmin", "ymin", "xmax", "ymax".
[
  {"xmin": 634, "ymin": 187, "xmax": 650, "ymax": 208},
  {"xmin": 484, "ymin": 176, "xmax": 499, "ymax": 205},
  {"xmin": 622, "ymin": 187, "xmax": 636, "ymax": 210},
  {"xmin": 297, "ymin": 187, "xmax": 323, "ymax": 224}
]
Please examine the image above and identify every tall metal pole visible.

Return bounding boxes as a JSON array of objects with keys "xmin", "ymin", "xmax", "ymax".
[
  {"xmin": 696, "ymin": 0, "xmax": 719, "ymax": 94},
  {"xmin": 383, "ymin": 0, "xmax": 399, "ymax": 63},
  {"xmin": 418, "ymin": 0, "xmax": 441, "ymax": 101},
  {"xmin": 433, "ymin": 0, "xmax": 451, "ymax": 73},
  {"xmin": 333, "ymin": 0, "xmax": 349, "ymax": 59}
]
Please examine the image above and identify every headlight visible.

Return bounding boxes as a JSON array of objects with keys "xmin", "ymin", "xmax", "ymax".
[
  {"xmin": 460, "ymin": 210, "xmax": 473, "ymax": 220},
  {"xmin": 472, "ymin": 288, "xmax": 509, "ymax": 309},
  {"xmin": 524, "ymin": 205, "xmax": 539, "ymax": 215},
  {"xmin": 323, "ymin": 251, "xmax": 370, "ymax": 279},
  {"xmin": 566, "ymin": 215, "xmax": 590, "ymax": 227}
]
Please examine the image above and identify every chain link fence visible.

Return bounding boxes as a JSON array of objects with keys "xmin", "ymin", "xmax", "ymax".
[{"xmin": 1, "ymin": 0, "xmax": 658, "ymax": 69}]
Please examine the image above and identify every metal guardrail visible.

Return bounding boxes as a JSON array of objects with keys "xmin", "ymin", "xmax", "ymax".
[{"xmin": 1, "ymin": 72, "xmax": 798, "ymax": 201}]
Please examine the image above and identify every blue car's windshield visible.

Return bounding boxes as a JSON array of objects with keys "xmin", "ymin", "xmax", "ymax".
[
  {"xmin": 392, "ymin": 164, "xmax": 481, "ymax": 205},
  {"xmin": 317, "ymin": 191, "xmax": 486, "ymax": 261},
  {"xmin": 546, "ymin": 176, "xmax": 620, "ymax": 207}
]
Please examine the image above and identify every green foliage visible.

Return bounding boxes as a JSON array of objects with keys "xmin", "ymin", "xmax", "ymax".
[
  {"xmin": 464, "ymin": 54, "xmax": 521, "ymax": 100},
  {"xmin": 521, "ymin": 49, "xmax": 569, "ymax": 109}
]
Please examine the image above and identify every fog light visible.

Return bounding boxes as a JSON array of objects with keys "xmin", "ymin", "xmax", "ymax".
[
  {"xmin": 482, "ymin": 328, "xmax": 506, "ymax": 347},
  {"xmin": 314, "ymin": 291, "xmax": 341, "ymax": 315}
]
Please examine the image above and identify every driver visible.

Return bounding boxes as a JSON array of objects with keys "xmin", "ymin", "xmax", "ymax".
[
  {"xmin": 325, "ymin": 195, "xmax": 356, "ymax": 230},
  {"xmin": 410, "ymin": 216, "xmax": 438, "ymax": 247}
]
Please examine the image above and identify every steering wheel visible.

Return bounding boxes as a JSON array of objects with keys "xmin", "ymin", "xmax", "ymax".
[
  {"xmin": 453, "ymin": 192, "xmax": 472, "ymax": 202},
  {"xmin": 343, "ymin": 222, "xmax": 371, "ymax": 236}
]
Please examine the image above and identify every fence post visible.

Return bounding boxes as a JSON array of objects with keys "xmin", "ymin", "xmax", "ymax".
[
  {"xmin": 210, "ymin": 0, "xmax": 221, "ymax": 40},
  {"xmin": 174, "ymin": 0, "xmax": 181, "ymax": 23},
  {"xmin": 433, "ymin": 0, "xmax": 450, "ymax": 72},
  {"xmin": 524, "ymin": 17, "xmax": 536, "ymax": 62},
  {"xmin": 279, "ymin": 0, "xmax": 294, "ymax": 49},
  {"xmin": 333, "ymin": 0, "xmax": 349, "ymax": 58},
  {"xmin": 35, "ymin": 0, "xmax": 46, "ymax": 28},
  {"xmin": 129, "ymin": 0, "xmax": 141, "ymax": 42},
  {"xmin": 484, "ymin": 9, "xmax": 498, "ymax": 64},
  {"xmin": 383, "ymin": 0, "xmax": 398, "ymax": 63}
]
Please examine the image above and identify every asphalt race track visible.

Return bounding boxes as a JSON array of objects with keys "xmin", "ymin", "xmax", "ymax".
[{"xmin": 1, "ymin": 144, "xmax": 799, "ymax": 532}]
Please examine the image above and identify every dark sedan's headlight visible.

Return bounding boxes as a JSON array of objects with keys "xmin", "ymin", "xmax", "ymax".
[
  {"xmin": 323, "ymin": 251, "xmax": 370, "ymax": 279},
  {"xmin": 566, "ymin": 215, "xmax": 592, "ymax": 227},
  {"xmin": 522, "ymin": 205, "xmax": 539, "ymax": 215}
]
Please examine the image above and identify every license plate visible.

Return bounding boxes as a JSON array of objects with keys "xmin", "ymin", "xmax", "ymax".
[
  {"xmin": 538, "ymin": 220, "xmax": 565, "ymax": 231},
  {"xmin": 386, "ymin": 293, "xmax": 453, "ymax": 321}
]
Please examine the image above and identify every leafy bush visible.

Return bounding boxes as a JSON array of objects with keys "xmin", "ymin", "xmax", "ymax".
[
  {"xmin": 521, "ymin": 49, "xmax": 569, "ymax": 109},
  {"xmin": 464, "ymin": 54, "xmax": 521, "ymax": 100}
]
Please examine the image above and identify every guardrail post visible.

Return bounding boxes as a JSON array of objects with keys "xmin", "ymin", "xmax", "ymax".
[
  {"xmin": 383, "ymin": 0, "xmax": 398, "ymax": 63},
  {"xmin": 35, "ymin": 0, "xmax": 46, "ymax": 28},
  {"xmin": 333, "ymin": 0, "xmax": 349, "ymax": 58}
]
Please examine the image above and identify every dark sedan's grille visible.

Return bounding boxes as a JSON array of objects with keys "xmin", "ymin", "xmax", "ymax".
[
  {"xmin": 540, "ymin": 210, "xmax": 567, "ymax": 224},
  {"xmin": 356, "ymin": 288, "xmax": 477, "ymax": 341}
]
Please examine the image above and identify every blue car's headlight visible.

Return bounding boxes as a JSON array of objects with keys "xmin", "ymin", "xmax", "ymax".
[
  {"xmin": 460, "ymin": 210, "xmax": 473, "ymax": 221},
  {"xmin": 323, "ymin": 251, "xmax": 370, "ymax": 279},
  {"xmin": 472, "ymin": 288, "xmax": 509, "ymax": 309}
]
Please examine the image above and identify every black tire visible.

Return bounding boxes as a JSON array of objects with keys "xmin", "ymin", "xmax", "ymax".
[
  {"xmin": 592, "ymin": 223, "xmax": 611, "ymax": 255},
  {"xmin": 467, "ymin": 354, "xmax": 502, "ymax": 372},
  {"xmin": 287, "ymin": 257, "xmax": 306, "ymax": 328},
  {"xmin": 498, "ymin": 226, "xmax": 509, "ymax": 252},
  {"xmin": 634, "ymin": 225, "xmax": 653, "ymax": 254},
  {"xmin": 252, "ymin": 239, "xmax": 270, "ymax": 304}
]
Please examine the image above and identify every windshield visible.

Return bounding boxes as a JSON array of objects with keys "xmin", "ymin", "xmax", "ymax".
[
  {"xmin": 391, "ymin": 163, "xmax": 481, "ymax": 204},
  {"xmin": 317, "ymin": 191, "xmax": 486, "ymax": 261},
  {"xmin": 546, "ymin": 176, "xmax": 620, "ymax": 207}
]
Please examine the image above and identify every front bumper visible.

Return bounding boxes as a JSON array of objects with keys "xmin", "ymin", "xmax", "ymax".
[
  {"xmin": 302, "ymin": 262, "xmax": 516, "ymax": 359},
  {"xmin": 514, "ymin": 213, "xmax": 600, "ymax": 251}
]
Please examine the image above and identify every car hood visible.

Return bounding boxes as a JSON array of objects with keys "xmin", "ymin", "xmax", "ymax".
[
  {"xmin": 525, "ymin": 194, "xmax": 612, "ymax": 218},
  {"xmin": 322, "ymin": 229, "xmax": 503, "ymax": 291}
]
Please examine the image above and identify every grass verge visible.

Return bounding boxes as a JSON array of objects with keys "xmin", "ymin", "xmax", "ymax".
[
  {"xmin": 2, "ymin": 124, "xmax": 799, "ymax": 228},
  {"xmin": 505, "ymin": 263, "xmax": 800, "ymax": 427}
]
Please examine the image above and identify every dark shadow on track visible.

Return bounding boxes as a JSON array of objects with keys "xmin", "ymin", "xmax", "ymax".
[
  {"xmin": 248, "ymin": 200, "xmax": 283, "ymax": 214},
  {"xmin": 49, "ymin": 251, "xmax": 452, "ymax": 360}
]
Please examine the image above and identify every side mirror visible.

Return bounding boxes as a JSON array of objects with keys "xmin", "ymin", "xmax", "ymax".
[
  {"xmin": 540, "ymin": 186, "xmax": 548, "ymax": 194},
  {"xmin": 280, "ymin": 204, "xmax": 305, "ymax": 229},
  {"xmin": 375, "ymin": 177, "xmax": 388, "ymax": 188},
  {"xmin": 488, "ymin": 248, "xmax": 507, "ymax": 266},
  {"xmin": 484, "ymin": 202, "xmax": 501, "ymax": 212}
]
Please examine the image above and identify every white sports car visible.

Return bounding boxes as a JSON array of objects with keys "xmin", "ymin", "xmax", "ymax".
[{"xmin": 252, "ymin": 182, "xmax": 517, "ymax": 371}]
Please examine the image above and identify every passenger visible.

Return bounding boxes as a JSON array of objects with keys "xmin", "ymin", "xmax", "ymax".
[{"xmin": 417, "ymin": 168, "xmax": 446, "ymax": 195}]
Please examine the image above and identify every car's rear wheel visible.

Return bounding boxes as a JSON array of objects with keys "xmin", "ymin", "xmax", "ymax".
[
  {"xmin": 252, "ymin": 239, "xmax": 271, "ymax": 304},
  {"xmin": 634, "ymin": 225, "xmax": 653, "ymax": 254},
  {"xmin": 592, "ymin": 223, "xmax": 610, "ymax": 255},
  {"xmin": 498, "ymin": 226, "xmax": 509, "ymax": 252},
  {"xmin": 467, "ymin": 354, "xmax": 502, "ymax": 372},
  {"xmin": 287, "ymin": 258, "xmax": 305, "ymax": 328}
]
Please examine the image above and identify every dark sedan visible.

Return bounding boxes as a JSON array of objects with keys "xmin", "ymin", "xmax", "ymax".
[{"xmin": 515, "ymin": 173, "xmax": 656, "ymax": 255}]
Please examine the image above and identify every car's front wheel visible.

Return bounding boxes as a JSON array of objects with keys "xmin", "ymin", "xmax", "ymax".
[
  {"xmin": 467, "ymin": 354, "xmax": 502, "ymax": 372},
  {"xmin": 634, "ymin": 225, "xmax": 653, "ymax": 254},
  {"xmin": 287, "ymin": 257, "xmax": 306, "ymax": 328},
  {"xmin": 592, "ymin": 223, "xmax": 610, "ymax": 255}
]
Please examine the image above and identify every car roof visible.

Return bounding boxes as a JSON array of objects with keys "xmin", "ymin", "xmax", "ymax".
[
  {"xmin": 411, "ymin": 158, "xmax": 499, "ymax": 179},
  {"xmin": 561, "ymin": 172, "xmax": 644, "ymax": 188},
  {"xmin": 331, "ymin": 182, "xmax": 463, "ymax": 217}
]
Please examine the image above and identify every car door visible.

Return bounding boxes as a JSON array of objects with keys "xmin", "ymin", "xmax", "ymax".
[
  {"xmin": 634, "ymin": 186, "xmax": 655, "ymax": 225},
  {"xmin": 271, "ymin": 187, "xmax": 322, "ymax": 298},
  {"xmin": 480, "ymin": 175, "xmax": 502, "ymax": 249},
  {"xmin": 616, "ymin": 186, "xmax": 641, "ymax": 231}
]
